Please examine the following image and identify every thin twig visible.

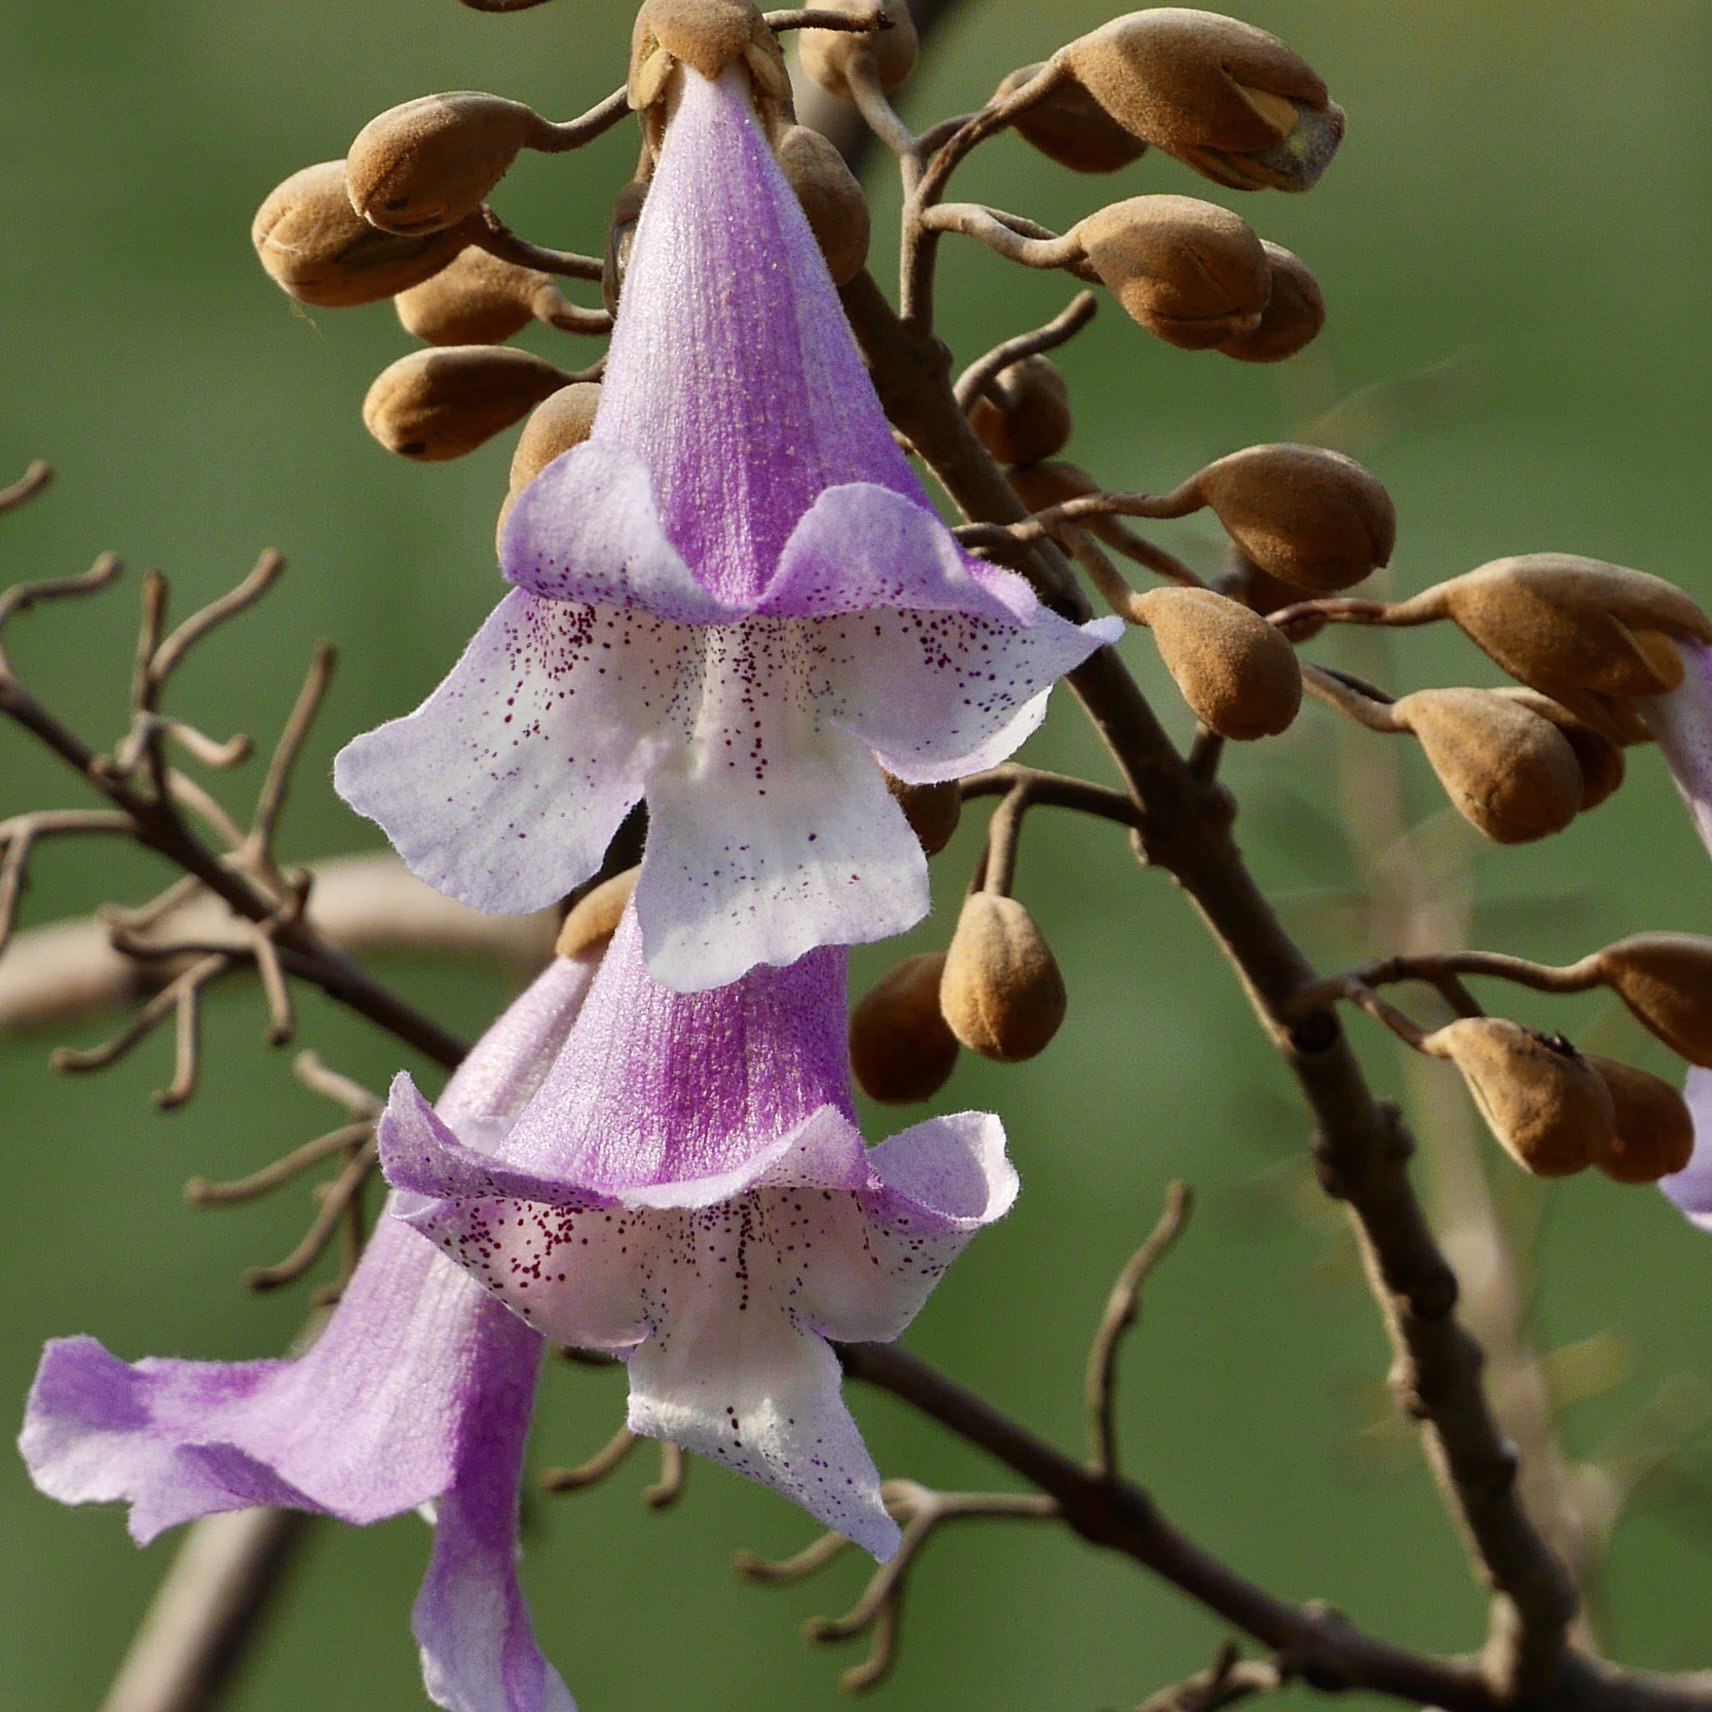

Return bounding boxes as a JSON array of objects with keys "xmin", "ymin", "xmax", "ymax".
[
  {"xmin": 954, "ymin": 291, "xmax": 1099, "ymax": 410},
  {"xmin": 242, "ymin": 1137, "xmax": 377, "ymax": 1291},
  {"xmin": 1087, "ymin": 1182, "xmax": 1194, "ymax": 1478}
]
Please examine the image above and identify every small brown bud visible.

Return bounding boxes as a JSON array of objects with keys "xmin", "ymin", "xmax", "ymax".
[
  {"xmin": 497, "ymin": 381, "xmax": 603, "ymax": 552},
  {"xmin": 555, "ymin": 868, "xmax": 640, "ymax": 960},
  {"xmin": 798, "ymin": 0, "xmax": 918, "ymax": 100},
  {"xmin": 968, "ymin": 356, "xmax": 1073, "ymax": 468},
  {"xmin": 1134, "ymin": 586, "xmax": 1302, "ymax": 739},
  {"xmin": 631, "ymin": 0, "xmax": 788, "ymax": 114},
  {"xmin": 1007, "ymin": 459, "xmax": 1099, "ymax": 514},
  {"xmin": 603, "ymin": 180, "xmax": 649, "ymax": 318},
  {"xmin": 884, "ymin": 774, "xmax": 962, "ymax": 856},
  {"xmin": 1055, "ymin": 9, "xmax": 1342, "ymax": 192},
  {"xmin": 364, "ymin": 346, "xmax": 569, "ymax": 462},
  {"xmin": 1493, "ymin": 689, "xmax": 1625, "ymax": 811},
  {"xmin": 941, "ymin": 893, "xmax": 1067, "ymax": 1063},
  {"xmin": 776, "ymin": 125, "xmax": 871, "ymax": 287},
  {"xmin": 1592, "ymin": 935, "xmax": 1712, "ymax": 1068},
  {"xmin": 1583, "ymin": 1055, "xmax": 1695, "ymax": 1184},
  {"xmin": 509, "ymin": 382, "xmax": 603, "ymax": 494},
  {"xmin": 1071, "ymin": 195, "xmax": 1269, "ymax": 350},
  {"xmin": 1218, "ymin": 243, "xmax": 1325, "ymax": 363},
  {"xmin": 850, "ymin": 952, "xmax": 960, "ymax": 1104},
  {"xmin": 1411, "ymin": 555, "xmax": 1712, "ymax": 703},
  {"xmin": 348, "ymin": 94, "xmax": 545, "ymax": 236},
  {"xmin": 252, "ymin": 162, "xmax": 472, "ymax": 308},
  {"xmin": 1391, "ymin": 688, "xmax": 1584, "ymax": 844},
  {"xmin": 998, "ymin": 63, "xmax": 1148, "ymax": 174},
  {"xmin": 395, "ymin": 247, "xmax": 554, "ymax": 345},
  {"xmin": 1425, "ymin": 1017, "xmax": 1611, "ymax": 1177},
  {"xmin": 1190, "ymin": 444, "xmax": 1395, "ymax": 593}
]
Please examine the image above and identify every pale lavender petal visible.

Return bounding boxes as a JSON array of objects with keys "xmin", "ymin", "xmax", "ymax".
[
  {"xmin": 502, "ymin": 442, "xmax": 740, "ymax": 626},
  {"xmin": 412, "ymin": 1341, "xmax": 574, "ymax": 1712},
  {"xmin": 576, "ymin": 69, "xmax": 922, "ymax": 610},
  {"xmin": 22, "ymin": 1219, "xmax": 531, "ymax": 1541},
  {"xmin": 801, "ymin": 1113, "xmax": 1019, "ymax": 1344},
  {"xmin": 1663, "ymin": 1066, "xmax": 1712, "ymax": 1231},
  {"xmin": 335, "ymin": 590, "xmax": 689, "ymax": 916},
  {"xmin": 624, "ymin": 1216, "xmax": 900, "ymax": 1559},
  {"xmin": 21, "ymin": 953, "xmax": 593, "ymax": 1539},
  {"xmin": 1644, "ymin": 642, "xmax": 1712, "ymax": 859},
  {"xmin": 638, "ymin": 716, "xmax": 927, "ymax": 991}
]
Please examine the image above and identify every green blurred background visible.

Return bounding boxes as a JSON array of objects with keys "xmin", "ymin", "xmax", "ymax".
[{"xmin": 4, "ymin": 1, "xmax": 1712, "ymax": 1706}]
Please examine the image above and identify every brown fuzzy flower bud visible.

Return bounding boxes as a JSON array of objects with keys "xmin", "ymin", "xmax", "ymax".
[
  {"xmin": 941, "ymin": 894, "xmax": 1067, "ymax": 1063},
  {"xmin": 1218, "ymin": 243, "xmax": 1325, "ymax": 363},
  {"xmin": 997, "ymin": 63, "xmax": 1148, "ymax": 174},
  {"xmin": 1055, "ymin": 9, "xmax": 1342, "ymax": 193},
  {"xmin": 968, "ymin": 356, "xmax": 1073, "ymax": 468},
  {"xmin": 1425, "ymin": 1017, "xmax": 1611, "ymax": 1177},
  {"xmin": 348, "ymin": 94, "xmax": 547, "ymax": 236},
  {"xmin": 364, "ymin": 346, "xmax": 569, "ymax": 462},
  {"xmin": 798, "ymin": 0, "xmax": 918, "ymax": 100},
  {"xmin": 395, "ymin": 247, "xmax": 554, "ymax": 345},
  {"xmin": 1583, "ymin": 1055, "xmax": 1695, "ymax": 1184},
  {"xmin": 1390, "ymin": 688, "xmax": 1584, "ymax": 844},
  {"xmin": 555, "ymin": 868, "xmax": 640, "ymax": 960},
  {"xmin": 1134, "ymin": 586, "xmax": 1302, "ymax": 739},
  {"xmin": 1189, "ymin": 444, "xmax": 1395, "ymax": 594},
  {"xmin": 603, "ymin": 180, "xmax": 649, "ymax": 318},
  {"xmin": 850, "ymin": 952, "xmax": 960, "ymax": 1105},
  {"xmin": 509, "ymin": 382, "xmax": 602, "ymax": 493},
  {"xmin": 1493, "ymin": 689, "xmax": 1625, "ymax": 812},
  {"xmin": 1592, "ymin": 935, "xmax": 1712, "ymax": 1068},
  {"xmin": 1007, "ymin": 459, "xmax": 1099, "ymax": 514},
  {"xmin": 1403, "ymin": 556, "xmax": 1712, "ymax": 703},
  {"xmin": 252, "ymin": 162, "xmax": 472, "ymax": 308},
  {"xmin": 630, "ymin": 0, "xmax": 788, "ymax": 114},
  {"xmin": 1071, "ymin": 195, "xmax": 1269, "ymax": 350},
  {"xmin": 776, "ymin": 125, "xmax": 871, "ymax": 287},
  {"xmin": 885, "ymin": 774, "xmax": 962, "ymax": 856}
]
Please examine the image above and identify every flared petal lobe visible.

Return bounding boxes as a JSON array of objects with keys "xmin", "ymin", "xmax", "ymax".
[
  {"xmin": 1645, "ymin": 642, "xmax": 1712, "ymax": 861},
  {"xmin": 22, "ymin": 955, "xmax": 598, "ymax": 1712},
  {"xmin": 380, "ymin": 907, "xmax": 1017, "ymax": 1560}
]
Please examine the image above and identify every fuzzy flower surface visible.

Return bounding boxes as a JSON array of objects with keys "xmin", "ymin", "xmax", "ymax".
[
  {"xmin": 336, "ymin": 65, "xmax": 1118, "ymax": 992},
  {"xmin": 379, "ymin": 901, "xmax": 1017, "ymax": 1559},
  {"xmin": 19, "ymin": 957, "xmax": 600, "ymax": 1712}
]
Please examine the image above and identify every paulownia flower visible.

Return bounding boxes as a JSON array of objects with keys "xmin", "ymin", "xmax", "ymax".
[
  {"xmin": 19, "ymin": 955, "xmax": 598, "ymax": 1712},
  {"xmin": 378, "ymin": 900, "xmax": 1018, "ymax": 1558},
  {"xmin": 336, "ymin": 64, "xmax": 1118, "ymax": 993}
]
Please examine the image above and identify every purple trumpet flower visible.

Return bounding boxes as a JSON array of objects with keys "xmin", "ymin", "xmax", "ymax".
[
  {"xmin": 1645, "ymin": 643, "xmax": 1712, "ymax": 859},
  {"xmin": 335, "ymin": 65, "xmax": 1119, "ymax": 993},
  {"xmin": 378, "ymin": 901, "xmax": 1017, "ymax": 1559},
  {"xmin": 20, "ymin": 955, "xmax": 599, "ymax": 1712}
]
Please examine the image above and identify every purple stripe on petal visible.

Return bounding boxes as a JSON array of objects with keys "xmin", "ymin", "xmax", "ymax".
[{"xmin": 573, "ymin": 69, "xmax": 923, "ymax": 608}]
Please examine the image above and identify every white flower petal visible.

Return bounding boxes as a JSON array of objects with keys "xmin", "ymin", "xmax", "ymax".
[
  {"xmin": 625, "ymin": 1199, "xmax": 900, "ymax": 1559},
  {"xmin": 335, "ymin": 590, "xmax": 691, "ymax": 916}
]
